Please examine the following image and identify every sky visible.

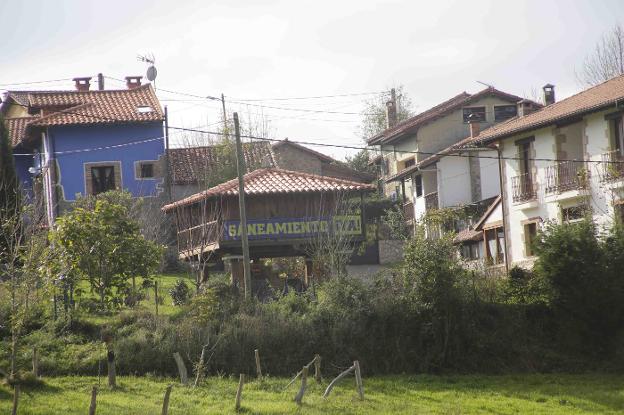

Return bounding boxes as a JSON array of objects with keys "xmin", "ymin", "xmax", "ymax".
[{"xmin": 1, "ymin": 0, "xmax": 623, "ymax": 160}]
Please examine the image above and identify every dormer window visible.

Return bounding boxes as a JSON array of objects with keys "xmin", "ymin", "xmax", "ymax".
[{"xmin": 494, "ymin": 105, "xmax": 517, "ymax": 121}]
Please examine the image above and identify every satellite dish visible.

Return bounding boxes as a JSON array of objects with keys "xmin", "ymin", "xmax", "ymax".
[{"xmin": 146, "ymin": 65, "xmax": 158, "ymax": 82}]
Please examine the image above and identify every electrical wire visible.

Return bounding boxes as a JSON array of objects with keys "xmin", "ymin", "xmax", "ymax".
[{"xmin": 230, "ymin": 91, "xmax": 388, "ymax": 101}]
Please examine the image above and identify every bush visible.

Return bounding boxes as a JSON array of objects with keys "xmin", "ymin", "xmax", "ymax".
[{"xmin": 169, "ymin": 279, "xmax": 190, "ymax": 306}]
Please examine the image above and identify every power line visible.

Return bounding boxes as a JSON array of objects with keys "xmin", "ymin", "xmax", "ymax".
[
  {"xmin": 13, "ymin": 136, "xmax": 164, "ymax": 157},
  {"xmin": 230, "ymin": 91, "xmax": 388, "ymax": 102},
  {"xmin": 0, "ymin": 78, "xmax": 74, "ymax": 87}
]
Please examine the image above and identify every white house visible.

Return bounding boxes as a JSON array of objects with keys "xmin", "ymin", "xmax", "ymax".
[{"xmin": 461, "ymin": 76, "xmax": 624, "ymax": 268}]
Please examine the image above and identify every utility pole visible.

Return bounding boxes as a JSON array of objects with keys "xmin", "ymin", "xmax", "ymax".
[
  {"xmin": 233, "ymin": 113, "xmax": 252, "ymax": 298},
  {"xmin": 386, "ymin": 88, "xmax": 397, "ymax": 128},
  {"xmin": 164, "ymin": 106, "xmax": 172, "ymax": 201},
  {"xmin": 221, "ymin": 93, "xmax": 229, "ymax": 139}
]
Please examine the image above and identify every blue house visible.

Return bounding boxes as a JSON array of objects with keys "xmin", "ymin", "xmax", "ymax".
[{"xmin": 1, "ymin": 76, "xmax": 165, "ymax": 225}]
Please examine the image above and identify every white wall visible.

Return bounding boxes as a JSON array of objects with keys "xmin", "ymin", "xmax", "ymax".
[
  {"xmin": 479, "ymin": 150, "xmax": 501, "ymax": 200},
  {"xmin": 437, "ymin": 156, "xmax": 471, "ymax": 208}
]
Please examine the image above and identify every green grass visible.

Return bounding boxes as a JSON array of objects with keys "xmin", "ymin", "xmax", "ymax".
[{"xmin": 2, "ymin": 374, "xmax": 623, "ymax": 414}]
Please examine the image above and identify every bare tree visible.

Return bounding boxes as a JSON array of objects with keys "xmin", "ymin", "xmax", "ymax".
[
  {"xmin": 578, "ymin": 23, "xmax": 624, "ymax": 86},
  {"xmin": 304, "ymin": 191, "xmax": 361, "ymax": 278},
  {"xmin": 171, "ymin": 197, "xmax": 223, "ymax": 291}
]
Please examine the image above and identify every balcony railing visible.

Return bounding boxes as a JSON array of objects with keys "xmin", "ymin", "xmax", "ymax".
[
  {"xmin": 425, "ymin": 191, "xmax": 439, "ymax": 210},
  {"xmin": 403, "ymin": 201, "xmax": 414, "ymax": 222},
  {"xmin": 511, "ymin": 173, "xmax": 537, "ymax": 203},
  {"xmin": 177, "ymin": 220, "xmax": 219, "ymax": 254},
  {"xmin": 544, "ymin": 160, "xmax": 589, "ymax": 194},
  {"xmin": 601, "ymin": 150, "xmax": 624, "ymax": 182}
]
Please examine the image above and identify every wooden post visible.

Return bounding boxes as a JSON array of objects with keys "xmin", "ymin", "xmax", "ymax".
[
  {"xmin": 233, "ymin": 112, "xmax": 252, "ymax": 299},
  {"xmin": 107, "ymin": 350, "xmax": 116, "ymax": 388},
  {"xmin": 32, "ymin": 347, "xmax": 39, "ymax": 378},
  {"xmin": 354, "ymin": 360, "xmax": 364, "ymax": 399},
  {"xmin": 161, "ymin": 384, "xmax": 173, "ymax": 415},
  {"xmin": 323, "ymin": 364, "xmax": 355, "ymax": 398},
  {"xmin": 235, "ymin": 374, "xmax": 244, "ymax": 411},
  {"xmin": 293, "ymin": 365, "xmax": 308, "ymax": 405},
  {"xmin": 194, "ymin": 344, "xmax": 208, "ymax": 388},
  {"xmin": 88, "ymin": 386, "xmax": 98, "ymax": 415},
  {"xmin": 173, "ymin": 352, "xmax": 188, "ymax": 385},
  {"xmin": 314, "ymin": 354, "xmax": 321, "ymax": 383},
  {"xmin": 254, "ymin": 349, "xmax": 262, "ymax": 380},
  {"xmin": 154, "ymin": 281, "xmax": 159, "ymax": 316},
  {"xmin": 11, "ymin": 385, "xmax": 19, "ymax": 415}
]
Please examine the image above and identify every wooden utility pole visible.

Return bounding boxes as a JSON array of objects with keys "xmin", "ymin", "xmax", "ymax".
[
  {"xmin": 221, "ymin": 94, "xmax": 229, "ymax": 139},
  {"xmin": 164, "ymin": 106, "xmax": 172, "ymax": 201},
  {"xmin": 233, "ymin": 113, "xmax": 252, "ymax": 299}
]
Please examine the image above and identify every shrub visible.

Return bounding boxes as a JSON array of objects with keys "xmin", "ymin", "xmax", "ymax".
[{"xmin": 169, "ymin": 279, "xmax": 190, "ymax": 306}]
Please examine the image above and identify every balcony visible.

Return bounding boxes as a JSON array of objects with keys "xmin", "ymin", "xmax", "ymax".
[
  {"xmin": 601, "ymin": 150, "xmax": 624, "ymax": 182},
  {"xmin": 177, "ymin": 220, "xmax": 219, "ymax": 256},
  {"xmin": 545, "ymin": 161, "xmax": 589, "ymax": 194},
  {"xmin": 403, "ymin": 201, "xmax": 414, "ymax": 222},
  {"xmin": 425, "ymin": 191, "xmax": 439, "ymax": 210},
  {"xmin": 511, "ymin": 173, "xmax": 537, "ymax": 203}
]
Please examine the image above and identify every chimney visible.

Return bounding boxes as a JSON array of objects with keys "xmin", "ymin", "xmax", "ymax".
[
  {"xmin": 386, "ymin": 87, "xmax": 398, "ymax": 128},
  {"xmin": 125, "ymin": 76, "xmax": 143, "ymax": 89},
  {"xmin": 468, "ymin": 113, "xmax": 480, "ymax": 138},
  {"xmin": 543, "ymin": 83, "xmax": 555, "ymax": 106},
  {"xmin": 97, "ymin": 73, "xmax": 105, "ymax": 91},
  {"xmin": 517, "ymin": 99, "xmax": 537, "ymax": 117},
  {"xmin": 73, "ymin": 77, "xmax": 92, "ymax": 92}
]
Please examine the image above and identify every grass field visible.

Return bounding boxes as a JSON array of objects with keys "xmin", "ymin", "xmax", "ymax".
[{"xmin": 1, "ymin": 374, "xmax": 623, "ymax": 414}]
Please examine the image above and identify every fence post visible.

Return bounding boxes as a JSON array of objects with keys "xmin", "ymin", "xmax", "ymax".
[
  {"xmin": 323, "ymin": 364, "xmax": 355, "ymax": 398},
  {"xmin": 154, "ymin": 281, "xmax": 159, "ymax": 316},
  {"xmin": 173, "ymin": 352, "xmax": 188, "ymax": 385},
  {"xmin": 107, "ymin": 350, "xmax": 116, "ymax": 388},
  {"xmin": 354, "ymin": 360, "xmax": 364, "ymax": 399},
  {"xmin": 11, "ymin": 385, "xmax": 19, "ymax": 415},
  {"xmin": 161, "ymin": 384, "xmax": 173, "ymax": 415},
  {"xmin": 88, "ymin": 386, "xmax": 98, "ymax": 415},
  {"xmin": 294, "ymin": 365, "xmax": 308, "ymax": 405},
  {"xmin": 314, "ymin": 354, "xmax": 321, "ymax": 383},
  {"xmin": 254, "ymin": 349, "xmax": 262, "ymax": 380},
  {"xmin": 32, "ymin": 347, "xmax": 39, "ymax": 378},
  {"xmin": 235, "ymin": 374, "xmax": 244, "ymax": 411}
]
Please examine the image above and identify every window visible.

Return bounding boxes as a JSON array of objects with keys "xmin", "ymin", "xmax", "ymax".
[
  {"xmin": 415, "ymin": 175, "xmax": 423, "ymax": 197},
  {"xmin": 403, "ymin": 158, "xmax": 416, "ymax": 169},
  {"xmin": 463, "ymin": 106, "xmax": 486, "ymax": 123},
  {"xmin": 139, "ymin": 162, "xmax": 155, "ymax": 179},
  {"xmin": 485, "ymin": 226, "xmax": 505, "ymax": 264},
  {"xmin": 616, "ymin": 203, "xmax": 624, "ymax": 224},
  {"xmin": 91, "ymin": 165, "xmax": 116, "ymax": 195},
  {"xmin": 562, "ymin": 205, "xmax": 590, "ymax": 223},
  {"xmin": 611, "ymin": 117, "xmax": 624, "ymax": 155},
  {"xmin": 494, "ymin": 105, "xmax": 517, "ymax": 121},
  {"xmin": 524, "ymin": 222, "xmax": 538, "ymax": 257},
  {"xmin": 518, "ymin": 141, "xmax": 531, "ymax": 175},
  {"xmin": 461, "ymin": 241, "xmax": 481, "ymax": 260}
]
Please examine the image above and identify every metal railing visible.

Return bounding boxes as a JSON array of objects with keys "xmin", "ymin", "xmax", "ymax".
[
  {"xmin": 601, "ymin": 150, "xmax": 624, "ymax": 181},
  {"xmin": 544, "ymin": 160, "xmax": 589, "ymax": 194},
  {"xmin": 425, "ymin": 191, "xmax": 438, "ymax": 210},
  {"xmin": 511, "ymin": 173, "xmax": 537, "ymax": 203}
]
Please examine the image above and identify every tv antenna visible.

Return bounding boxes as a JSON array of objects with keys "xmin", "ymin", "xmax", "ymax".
[
  {"xmin": 476, "ymin": 80, "xmax": 495, "ymax": 89},
  {"xmin": 137, "ymin": 53, "xmax": 157, "ymax": 83}
]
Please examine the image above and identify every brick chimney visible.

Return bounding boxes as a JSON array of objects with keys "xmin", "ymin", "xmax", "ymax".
[
  {"xmin": 125, "ymin": 76, "xmax": 143, "ymax": 89},
  {"xmin": 468, "ymin": 113, "xmax": 480, "ymax": 138},
  {"xmin": 73, "ymin": 77, "xmax": 92, "ymax": 92},
  {"xmin": 543, "ymin": 83, "xmax": 555, "ymax": 106},
  {"xmin": 517, "ymin": 99, "xmax": 537, "ymax": 117}
]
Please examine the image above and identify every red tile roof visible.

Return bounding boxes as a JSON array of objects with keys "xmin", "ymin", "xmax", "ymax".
[
  {"xmin": 2, "ymin": 85, "xmax": 163, "ymax": 146},
  {"xmin": 468, "ymin": 74, "xmax": 624, "ymax": 146},
  {"xmin": 162, "ymin": 168, "xmax": 376, "ymax": 211},
  {"xmin": 368, "ymin": 87, "xmax": 535, "ymax": 145},
  {"xmin": 5, "ymin": 116, "xmax": 36, "ymax": 147},
  {"xmin": 167, "ymin": 141, "xmax": 276, "ymax": 185}
]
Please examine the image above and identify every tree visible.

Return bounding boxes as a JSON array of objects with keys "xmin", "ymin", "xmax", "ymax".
[
  {"xmin": 358, "ymin": 85, "xmax": 414, "ymax": 140},
  {"xmin": 344, "ymin": 149, "xmax": 377, "ymax": 175},
  {"xmin": 50, "ymin": 195, "xmax": 163, "ymax": 308},
  {"xmin": 578, "ymin": 23, "xmax": 624, "ymax": 86}
]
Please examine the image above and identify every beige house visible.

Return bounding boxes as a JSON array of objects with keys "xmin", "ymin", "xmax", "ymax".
[{"xmin": 367, "ymin": 87, "xmax": 532, "ymax": 224}]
